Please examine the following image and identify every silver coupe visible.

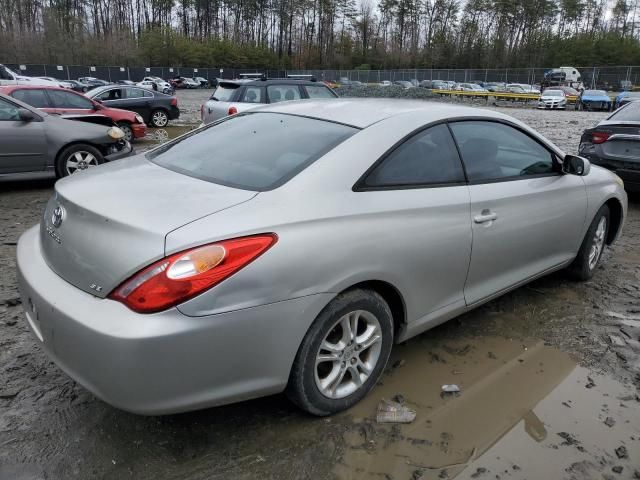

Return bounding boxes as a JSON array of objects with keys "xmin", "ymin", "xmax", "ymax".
[{"xmin": 17, "ymin": 99, "xmax": 627, "ymax": 415}]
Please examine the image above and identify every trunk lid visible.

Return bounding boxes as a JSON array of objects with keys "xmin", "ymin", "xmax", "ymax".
[{"xmin": 40, "ymin": 156, "xmax": 257, "ymax": 298}]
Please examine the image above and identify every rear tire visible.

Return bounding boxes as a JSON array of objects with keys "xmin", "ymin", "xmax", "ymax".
[
  {"xmin": 55, "ymin": 144, "xmax": 104, "ymax": 178},
  {"xmin": 568, "ymin": 204, "xmax": 610, "ymax": 281},
  {"xmin": 150, "ymin": 109, "xmax": 169, "ymax": 127},
  {"xmin": 286, "ymin": 289, "xmax": 394, "ymax": 416}
]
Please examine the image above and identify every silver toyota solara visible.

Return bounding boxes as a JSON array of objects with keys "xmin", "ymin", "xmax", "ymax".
[{"xmin": 17, "ymin": 99, "xmax": 627, "ymax": 416}]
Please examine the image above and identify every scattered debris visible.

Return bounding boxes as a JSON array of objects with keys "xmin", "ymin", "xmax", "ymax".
[
  {"xmin": 615, "ymin": 446, "xmax": 628, "ymax": 459},
  {"xmin": 612, "ymin": 466, "xmax": 623, "ymax": 474},
  {"xmin": 487, "ymin": 351, "xmax": 497, "ymax": 359},
  {"xmin": 441, "ymin": 384, "xmax": 460, "ymax": 393},
  {"xmin": 392, "ymin": 394, "xmax": 405, "ymax": 404},
  {"xmin": 5, "ymin": 318, "xmax": 17, "ymax": 326},
  {"xmin": 608, "ymin": 335, "xmax": 626, "ymax": 347},
  {"xmin": 2, "ymin": 241, "xmax": 17, "ymax": 246},
  {"xmin": 604, "ymin": 417, "xmax": 616, "ymax": 428},
  {"xmin": 562, "ymin": 401, "xmax": 572, "ymax": 408},
  {"xmin": 470, "ymin": 467, "xmax": 487, "ymax": 478},
  {"xmin": 428, "ymin": 352, "xmax": 447, "ymax": 364},
  {"xmin": 391, "ymin": 359, "xmax": 405, "ymax": 369},
  {"xmin": 585, "ymin": 377, "xmax": 596, "ymax": 389},
  {"xmin": 376, "ymin": 399, "xmax": 416, "ymax": 424}
]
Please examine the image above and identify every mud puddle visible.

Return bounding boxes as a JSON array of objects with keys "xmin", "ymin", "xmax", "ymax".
[
  {"xmin": 142, "ymin": 125, "xmax": 197, "ymax": 143},
  {"xmin": 335, "ymin": 336, "xmax": 640, "ymax": 479}
]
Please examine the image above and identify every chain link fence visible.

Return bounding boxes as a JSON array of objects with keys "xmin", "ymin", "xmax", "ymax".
[{"xmin": 5, "ymin": 64, "xmax": 640, "ymax": 90}]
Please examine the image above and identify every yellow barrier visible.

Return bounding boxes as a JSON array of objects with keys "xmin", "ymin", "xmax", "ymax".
[{"xmin": 434, "ymin": 89, "xmax": 579, "ymax": 103}]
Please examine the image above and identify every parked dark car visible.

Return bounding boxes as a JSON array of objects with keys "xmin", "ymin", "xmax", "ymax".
[
  {"xmin": 64, "ymin": 80, "xmax": 90, "ymax": 92},
  {"xmin": 86, "ymin": 85, "xmax": 179, "ymax": 127},
  {"xmin": 193, "ymin": 77, "xmax": 209, "ymax": 88},
  {"xmin": 0, "ymin": 92, "xmax": 133, "ymax": 177},
  {"xmin": 78, "ymin": 77, "xmax": 110, "ymax": 91},
  {"xmin": 579, "ymin": 101, "xmax": 640, "ymax": 192}
]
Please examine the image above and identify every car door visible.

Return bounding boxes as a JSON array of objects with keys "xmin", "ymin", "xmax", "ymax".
[
  {"xmin": 449, "ymin": 120, "xmax": 588, "ymax": 306},
  {"xmin": 46, "ymin": 89, "xmax": 94, "ymax": 115},
  {"xmin": 123, "ymin": 87, "xmax": 152, "ymax": 118},
  {"xmin": 0, "ymin": 96, "xmax": 47, "ymax": 173},
  {"xmin": 356, "ymin": 123, "xmax": 472, "ymax": 327},
  {"xmin": 9, "ymin": 88, "xmax": 53, "ymax": 113}
]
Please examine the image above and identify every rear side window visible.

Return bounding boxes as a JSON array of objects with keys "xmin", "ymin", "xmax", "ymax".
[
  {"xmin": 363, "ymin": 124, "xmax": 465, "ymax": 187},
  {"xmin": 48, "ymin": 90, "xmax": 93, "ymax": 109},
  {"xmin": 450, "ymin": 121, "xmax": 556, "ymax": 182},
  {"xmin": 212, "ymin": 84, "xmax": 238, "ymax": 102},
  {"xmin": 241, "ymin": 87, "xmax": 264, "ymax": 103},
  {"xmin": 11, "ymin": 89, "xmax": 49, "ymax": 108},
  {"xmin": 610, "ymin": 102, "xmax": 640, "ymax": 121},
  {"xmin": 304, "ymin": 85, "xmax": 336, "ymax": 99},
  {"xmin": 0, "ymin": 97, "xmax": 20, "ymax": 120},
  {"xmin": 268, "ymin": 85, "xmax": 301, "ymax": 103},
  {"xmin": 126, "ymin": 88, "xmax": 147, "ymax": 99},
  {"xmin": 94, "ymin": 88, "xmax": 123, "ymax": 101},
  {"xmin": 148, "ymin": 113, "xmax": 357, "ymax": 191}
]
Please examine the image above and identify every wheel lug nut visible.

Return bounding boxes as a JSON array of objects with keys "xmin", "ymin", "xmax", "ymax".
[
  {"xmin": 350, "ymin": 358, "xmax": 356, "ymax": 364},
  {"xmin": 341, "ymin": 362, "xmax": 346, "ymax": 368}
]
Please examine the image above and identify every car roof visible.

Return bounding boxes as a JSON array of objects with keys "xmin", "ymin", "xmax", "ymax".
[
  {"xmin": 220, "ymin": 78, "xmax": 321, "ymax": 87},
  {"xmin": 0, "ymin": 85, "xmax": 70, "ymax": 92},
  {"xmin": 253, "ymin": 98, "xmax": 510, "ymax": 129}
]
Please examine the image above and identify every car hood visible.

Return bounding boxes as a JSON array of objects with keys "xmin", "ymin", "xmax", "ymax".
[
  {"xmin": 16, "ymin": 76, "xmax": 61, "ymax": 87},
  {"xmin": 39, "ymin": 156, "xmax": 257, "ymax": 298},
  {"xmin": 44, "ymin": 114, "xmax": 117, "ymax": 142}
]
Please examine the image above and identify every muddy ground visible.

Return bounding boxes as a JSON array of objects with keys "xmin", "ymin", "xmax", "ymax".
[{"xmin": 1, "ymin": 91, "xmax": 639, "ymax": 480}]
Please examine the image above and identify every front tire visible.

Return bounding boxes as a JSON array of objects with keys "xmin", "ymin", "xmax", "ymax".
[
  {"xmin": 150, "ymin": 109, "xmax": 169, "ymax": 127},
  {"xmin": 569, "ymin": 204, "xmax": 610, "ymax": 281},
  {"xmin": 117, "ymin": 122, "xmax": 133, "ymax": 142},
  {"xmin": 55, "ymin": 144, "xmax": 104, "ymax": 178},
  {"xmin": 286, "ymin": 289, "xmax": 394, "ymax": 416}
]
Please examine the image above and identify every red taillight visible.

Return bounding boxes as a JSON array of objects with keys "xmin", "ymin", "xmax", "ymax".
[
  {"xmin": 108, "ymin": 234, "xmax": 277, "ymax": 313},
  {"xmin": 170, "ymin": 96, "xmax": 178, "ymax": 107},
  {"xmin": 591, "ymin": 132, "xmax": 610, "ymax": 144},
  {"xmin": 228, "ymin": 106, "xmax": 238, "ymax": 115}
]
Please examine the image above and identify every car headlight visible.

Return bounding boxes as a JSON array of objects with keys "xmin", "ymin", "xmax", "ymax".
[
  {"xmin": 135, "ymin": 114, "xmax": 144, "ymax": 124},
  {"xmin": 107, "ymin": 126, "xmax": 125, "ymax": 140}
]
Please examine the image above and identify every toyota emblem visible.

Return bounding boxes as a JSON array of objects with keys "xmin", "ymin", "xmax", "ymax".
[{"xmin": 51, "ymin": 205, "xmax": 65, "ymax": 228}]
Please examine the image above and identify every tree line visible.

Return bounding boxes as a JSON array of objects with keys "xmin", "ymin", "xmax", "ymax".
[{"xmin": 1, "ymin": 0, "xmax": 640, "ymax": 70}]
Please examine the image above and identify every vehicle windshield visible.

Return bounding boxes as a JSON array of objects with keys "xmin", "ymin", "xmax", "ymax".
[
  {"xmin": 584, "ymin": 90, "xmax": 607, "ymax": 96},
  {"xmin": 211, "ymin": 83, "xmax": 238, "ymax": 101},
  {"xmin": 544, "ymin": 90, "xmax": 563, "ymax": 96},
  {"xmin": 147, "ymin": 112, "xmax": 358, "ymax": 191},
  {"xmin": 609, "ymin": 101, "xmax": 640, "ymax": 121}
]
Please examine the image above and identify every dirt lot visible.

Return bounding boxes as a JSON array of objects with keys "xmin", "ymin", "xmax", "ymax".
[{"xmin": 1, "ymin": 92, "xmax": 639, "ymax": 480}]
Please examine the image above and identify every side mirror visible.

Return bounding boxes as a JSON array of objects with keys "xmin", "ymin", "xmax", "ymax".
[
  {"xmin": 563, "ymin": 155, "xmax": 591, "ymax": 176},
  {"xmin": 18, "ymin": 108, "xmax": 37, "ymax": 122}
]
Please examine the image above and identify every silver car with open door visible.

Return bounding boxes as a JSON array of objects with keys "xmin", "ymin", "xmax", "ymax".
[{"xmin": 17, "ymin": 99, "xmax": 626, "ymax": 416}]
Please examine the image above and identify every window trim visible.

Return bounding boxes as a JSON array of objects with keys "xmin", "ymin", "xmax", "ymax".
[
  {"xmin": 353, "ymin": 120, "xmax": 468, "ymax": 192},
  {"xmin": 353, "ymin": 116, "xmax": 564, "ymax": 192}
]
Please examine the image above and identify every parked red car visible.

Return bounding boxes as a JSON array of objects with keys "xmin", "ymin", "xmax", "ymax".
[{"xmin": 0, "ymin": 85, "xmax": 147, "ymax": 142}]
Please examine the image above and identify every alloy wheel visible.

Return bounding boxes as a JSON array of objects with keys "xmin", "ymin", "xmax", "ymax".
[
  {"xmin": 588, "ymin": 216, "xmax": 607, "ymax": 270},
  {"xmin": 314, "ymin": 310, "xmax": 382, "ymax": 399},
  {"xmin": 152, "ymin": 111, "xmax": 169, "ymax": 127},
  {"xmin": 65, "ymin": 151, "xmax": 99, "ymax": 175}
]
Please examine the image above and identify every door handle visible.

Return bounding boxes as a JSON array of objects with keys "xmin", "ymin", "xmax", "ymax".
[{"xmin": 474, "ymin": 209, "xmax": 498, "ymax": 224}]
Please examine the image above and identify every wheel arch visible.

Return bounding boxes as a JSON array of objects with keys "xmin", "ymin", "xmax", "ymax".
[
  {"xmin": 605, "ymin": 197, "xmax": 624, "ymax": 244},
  {"xmin": 53, "ymin": 141, "xmax": 105, "ymax": 177},
  {"xmin": 337, "ymin": 280, "xmax": 407, "ymax": 340}
]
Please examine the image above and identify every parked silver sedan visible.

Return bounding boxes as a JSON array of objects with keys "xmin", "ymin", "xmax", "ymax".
[{"xmin": 17, "ymin": 99, "xmax": 627, "ymax": 416}]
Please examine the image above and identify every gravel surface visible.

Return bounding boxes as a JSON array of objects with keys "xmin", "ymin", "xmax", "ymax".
[{"xmin": 1, "ymin": 92, "xmax": 639, "ymax": 480}]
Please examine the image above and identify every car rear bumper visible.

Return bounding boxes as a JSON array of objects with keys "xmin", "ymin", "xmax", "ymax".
[
  {"xmin": 169, "ymin": 106, "xmax": 180, "ymax": 120},
  {"xmin": 17, "ymin": 225, "xmax": 332, "ymax": 415}
]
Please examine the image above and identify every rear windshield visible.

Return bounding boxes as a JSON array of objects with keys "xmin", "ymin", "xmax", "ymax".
[
  {"xmin": 584, "ymin": 90, "xmax": 606, "ymax": 96},
  {"xmin": 609, "ymin": 102, "xmax": 640, "ymax": 121},
  {"xmin": 147, "ymin": 113, "xmax": 357, "ymax": 191},
  {"xmin": 211, "ymin": 83, "xmax": 239, "ymax": 102}
]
